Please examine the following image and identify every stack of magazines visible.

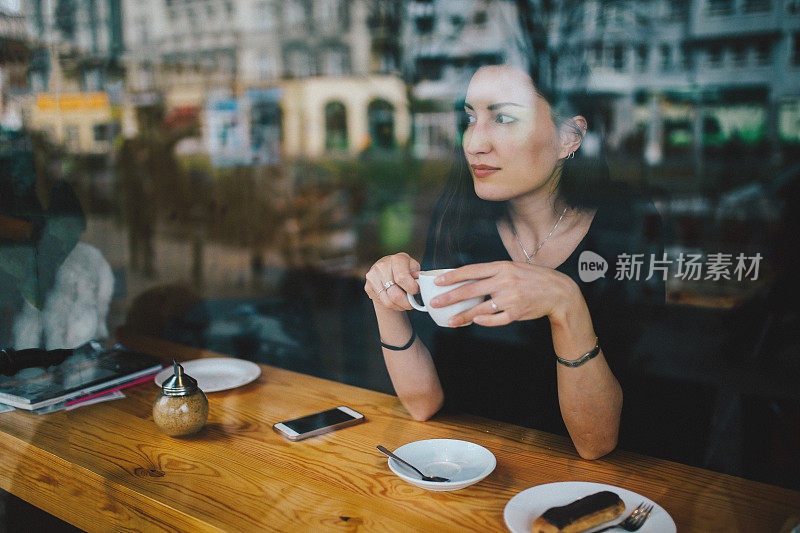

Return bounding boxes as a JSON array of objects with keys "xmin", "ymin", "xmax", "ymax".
[{"xmin": 0, "ymin": 343, "xmax": 163, "ymax": 412}]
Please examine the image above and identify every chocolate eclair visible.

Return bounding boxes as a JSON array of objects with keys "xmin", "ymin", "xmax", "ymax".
[{"xmin": 531, "ymin": 491, "xmax": 625, "ymax": 533}]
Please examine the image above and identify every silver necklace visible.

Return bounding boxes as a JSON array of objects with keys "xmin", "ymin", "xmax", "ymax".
[{"xmin": 510, "ymin": 206, "xmax": 568, "ymax": 264}]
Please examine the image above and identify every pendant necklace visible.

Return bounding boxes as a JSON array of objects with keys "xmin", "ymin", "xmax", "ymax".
[{"xmin": 510, "ymin": 206, "xmax": 568, "ymax": 264}]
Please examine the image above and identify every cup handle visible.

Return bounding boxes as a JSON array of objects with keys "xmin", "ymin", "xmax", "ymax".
[{"xmin": 407, "ymin": 292, "xmax": 427, "ymax": 312}]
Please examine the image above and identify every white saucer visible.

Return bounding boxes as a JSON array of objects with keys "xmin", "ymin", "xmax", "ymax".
[
  {"xmin": 504, "ymin": 481, "xmax": 676, "ymax": 533},
  {"xmin": 386, "ymin": 439, "xmax": 496, "ymax": 491},
  {"xmin": 154, "ymin": 358, "xmax": 261, "ymax": 393}
]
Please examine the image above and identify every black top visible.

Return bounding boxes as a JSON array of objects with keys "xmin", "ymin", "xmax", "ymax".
[{"xmin": 412, "ymin": 200, "xmax": 664, "ymax": 434}]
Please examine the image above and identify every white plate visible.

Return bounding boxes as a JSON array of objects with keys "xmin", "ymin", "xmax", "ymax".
[
  {"xmin": 504, "ymin": 481, "xmax": 676, "ymax": 533},
  {"xmin": 154, "ymin": 358, "xmax": 261, "ymax": 393},
  {"xmin": 386, "ymin": 439, "xmax": 496, "ymax": 492}
]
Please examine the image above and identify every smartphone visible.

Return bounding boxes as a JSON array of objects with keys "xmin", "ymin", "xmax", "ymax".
[{"xmin": 273, "ymin": 406, "xmax": 365, "ymax": 441}]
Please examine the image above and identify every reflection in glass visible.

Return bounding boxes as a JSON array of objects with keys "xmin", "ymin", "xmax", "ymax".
[
  {"xmin": 0, "ymin": 0, "xmax": 797, "ymax": 496},
  {"xmin": 368, "ymin": 99, "xmax": 395, "ymax": 150},
  {"xmin": 324, "ymin": 101, "xmax": 348, "ymax": 153}
]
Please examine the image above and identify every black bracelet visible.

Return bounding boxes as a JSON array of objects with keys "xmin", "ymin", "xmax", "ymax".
[
  {"xmin": 380, "ymin": 330, "xmax": 417, "ymax": 351},
  {"xmin": 555, "ymin": 337, "xmax": 600, "ymax": 367}
]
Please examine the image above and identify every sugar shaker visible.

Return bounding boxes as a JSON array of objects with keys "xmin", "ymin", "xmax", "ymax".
[{"xmin": 153, "ymin": 360, "xmax": 209, "ymax": 437}]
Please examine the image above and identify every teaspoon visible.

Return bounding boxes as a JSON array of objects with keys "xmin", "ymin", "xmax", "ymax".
[{"xmin": 377, "ymin": 445, "xmax": 449, "ymax": 482}]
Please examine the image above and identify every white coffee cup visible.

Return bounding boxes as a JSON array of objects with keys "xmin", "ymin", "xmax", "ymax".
[{"xmin": 407, "ymin": 269, "xmax": 483, "ymax": 327}]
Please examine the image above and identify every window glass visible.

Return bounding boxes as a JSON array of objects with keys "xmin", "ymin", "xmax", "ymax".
[
  {"xmin": 315, "ymin": 0, "xmax": 340, "ymax": 25},
  {"xmin": 3, "ymin": 2, "xmax": 799, "ymax": 517},
  {"xmin": 285, "ymin": 46, "xmax": 313, "ymax": 77},
  {"xmin": 324, "ymin": 101, "xmax": 348, "ymax": 152},
  {"xmin": 732, "ymin": 44, "xmax": 748, "ymax": 66},
  {"xmin": 667, "ymin": 0, "xmax": 688, "ymax": 21},
  {"xmin": 636, "ymin": 45, "xmax": 649, "ymax": 71},
  {"xmin": 707, "ymin": 46, "xmax": 723, "ymax": 67},
  {"xmin": 321, "ymin": 46, "xmax": 349, "ymax": 76},
  {"xmin": 660, "ymin": 44, "xmax": 673, "ymax": 71},
  {"xmin": 283, "ymin": 0, "xmax": 306, "ymax": 27},
  {"xmin": 613, "ymin": 44, "xmax": 626, "ymax": 71},
  {"xmin": 367, "ymin": 99, "xmax": 395, "ymax": 149},
  {"xmin": 793, "ymin": 33, "xmax": 800, "ymax": 65},
  {"xmin": 757, "ymin": 42, "xmax": 772, "ymax": 65},
  {"xmin": 708, "ymin": 0, "xmax": 733, "ymax": 14},
  {"xmin": 255, "ymin": 1, "xmax": 276, "ymax": 30},
  {"xmin": 744, "ymin": 0, "xmax": 771, "ymax": 12}
]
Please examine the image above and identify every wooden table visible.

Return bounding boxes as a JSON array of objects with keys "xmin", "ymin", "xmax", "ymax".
[{"xmin": 0, "ymin": 335, "xmax": 798, "ymax": 532}]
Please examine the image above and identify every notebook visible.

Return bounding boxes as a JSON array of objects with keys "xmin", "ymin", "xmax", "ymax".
[{"xmin": 0, "ymin": 346, "xmax": 163, "ymax": 410}]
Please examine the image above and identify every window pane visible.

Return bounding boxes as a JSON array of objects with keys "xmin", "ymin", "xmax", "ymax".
[{"xmin": 5, "ymin": 1, "xmax": 800, "ymax": 515}]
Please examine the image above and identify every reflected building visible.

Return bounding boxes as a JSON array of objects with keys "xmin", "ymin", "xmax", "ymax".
[
  {"xmin": 28, "ymin": 92, "xmax": 115, "ymax": 154},
  {"xmin": 545, "ymin": 0, "xmax": 800, "ymax": 166},
  {"xmin": 400, "ymin": 0, "xmax": 800, "ymax": 165},
  {"xmin": 0, "ymin": 7, "xmax": 28, "ymax": 129},
  {"xmin": 23, "ymin": 0, "xmax": 125, "ymax": 93},
  {"xmin": 401, "ymin": 0, "xmax": 525, "ymax": 158},
  {"xmin": 19, "ymin": 0, "xmax": 124, "ymax": 153},
  {"xmin": 122, "ymin": 0, "xmax": 410, "ymax": 162}
]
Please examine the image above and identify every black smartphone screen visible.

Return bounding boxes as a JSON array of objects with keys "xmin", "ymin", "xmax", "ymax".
[{"xmin": 283, "ymin": 408, "xmax": 357, "ymax": 434}]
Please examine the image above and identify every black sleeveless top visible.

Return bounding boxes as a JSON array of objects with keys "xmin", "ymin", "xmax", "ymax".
[{"xmin": 411, "ymin": 200, "xmax": 664, "ymax": 435}]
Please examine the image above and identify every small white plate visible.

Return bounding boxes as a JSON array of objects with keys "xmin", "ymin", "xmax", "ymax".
[
  {"xmin": 504, "ymin": 481, "xmax": 676, "ymax": 533},
  {"xmin": 154, "ymin": 358, "xmax": 261, "ymax": 393},
  {"xmin": 386, "ymin": 439, "xmax": 496, "ymax": 491}
]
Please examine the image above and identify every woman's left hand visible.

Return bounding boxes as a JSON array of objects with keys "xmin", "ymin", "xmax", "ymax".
[{"xmin": 429, "ymin": 261, "xmax": 581, "ymax": 327}]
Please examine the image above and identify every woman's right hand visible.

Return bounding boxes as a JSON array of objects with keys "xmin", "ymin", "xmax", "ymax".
[{"xmin": 364, "ymin": 252, "xmax": 421, "ymax": 311}]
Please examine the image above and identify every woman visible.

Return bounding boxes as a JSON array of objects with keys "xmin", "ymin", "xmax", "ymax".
[{"xmin": 364, "ymin": 65, "xmax": 662, "ymax": 460}]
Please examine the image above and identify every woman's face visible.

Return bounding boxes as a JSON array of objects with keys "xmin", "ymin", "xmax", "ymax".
[{"xmin": 463, "ymin": 65, "xmax": 566, "ymax": 202}]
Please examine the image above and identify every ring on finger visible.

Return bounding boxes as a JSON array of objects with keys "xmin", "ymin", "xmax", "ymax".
[
  {"xmin": 377, "ymin": 280, "xmax": 396, "ymax": 295},
  {"xmin": 490, "ymin": 298, "xmax": 500, "ymax": 313}
]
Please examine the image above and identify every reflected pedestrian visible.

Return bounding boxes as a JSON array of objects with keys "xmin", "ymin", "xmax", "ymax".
[{"xmin": 118, "ymin": 136, "xmax": 157, "ymax": 277}]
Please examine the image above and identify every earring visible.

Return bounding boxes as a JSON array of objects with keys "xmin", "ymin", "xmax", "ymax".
[{"xmin": 566, "ymin": 151, "xmax": 575, "ymax": 160}]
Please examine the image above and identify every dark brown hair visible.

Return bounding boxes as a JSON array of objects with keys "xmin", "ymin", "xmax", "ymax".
[{"xmin": 431, "ymin": 66, "xmax": 612, "ymax": 268}]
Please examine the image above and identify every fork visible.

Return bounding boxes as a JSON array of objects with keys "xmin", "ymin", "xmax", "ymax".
[{"xmin": 593, "ymin": 501, "xmax": 654, "ymax": 532}]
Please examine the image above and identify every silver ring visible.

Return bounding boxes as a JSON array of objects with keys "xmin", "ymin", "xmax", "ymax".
[
  {"xmin": 377, "ymin": 280, "xmax": 395, "ymax": 295},
  {"xmin": 490, "ymin": 298, "xmax": 499, "ymax": 312}
]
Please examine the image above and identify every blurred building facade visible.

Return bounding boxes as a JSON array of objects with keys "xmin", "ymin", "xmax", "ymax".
[
  {"xmin": 122, "ymin": 0, "xmax": 410, "ymax": 161},
  {"xmin": 0, "ymin": 7, "xmax": 29, "ymax": 127},
  {"xmin": 545, "ymin": 0, "xmax": 800, "ymax": 164},
  {"xmin": 15, "ymin": 0, "xmax": 800, "ymax": 163},
  {"xmin": 29, "ymin": 91, "xmax": 114, "ymax": 154},
  {"xmin": 23, "ymin": 0, "xmax": 124, "ymax": 93},
  {"xmin": 401, "ymin": 0, "xmax": 525, "ymax": 157},
  {"xmin": 20, "ymin": 0, "xmax": 123, "ymax": 153}
]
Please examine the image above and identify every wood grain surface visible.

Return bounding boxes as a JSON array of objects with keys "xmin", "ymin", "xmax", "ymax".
[{"xmin": 0, "ymin": 334, "xmax": 797, "ymax": 532}]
